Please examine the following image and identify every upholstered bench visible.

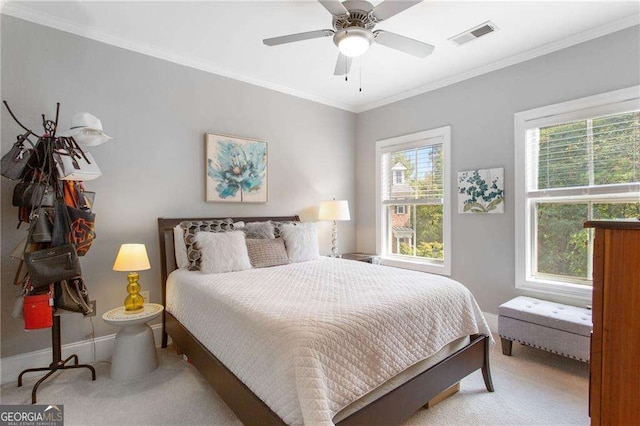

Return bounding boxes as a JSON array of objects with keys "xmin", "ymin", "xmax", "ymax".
[{"xmin": 498, "ymin": 296, "xmax": 592, "ymax": 362}]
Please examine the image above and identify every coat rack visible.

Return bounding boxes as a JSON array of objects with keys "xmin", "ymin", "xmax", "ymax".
[{"xmin": 3, "ymin": 101, "xmax": 96, "ymax": 404}]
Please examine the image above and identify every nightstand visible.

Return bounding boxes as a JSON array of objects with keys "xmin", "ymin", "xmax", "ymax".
[
  {"xmin": 340, "ymin": 253, "xmax": 381, "ymax": 264},
  {"xmin": 102, "ymin": 303, "xmax": 163, "ymax": 380}
]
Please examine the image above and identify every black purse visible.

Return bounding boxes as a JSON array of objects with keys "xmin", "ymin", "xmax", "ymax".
[
  {"xmin": 29, "ymin": 208, "xmax": 55, "ymax": 243},
  {"xmin": 1, "ymin": 131, "xmax": 37, "ymax": 181},
  {"xmin": 12, "ymin": 182, "xmax": 55, "ymax": 208},
  {"xmin": 55, "ymin": 278, "xmax": 92, "ymax": 315},
  {"xmin": 24, "ymin": 243, "xmax": 81, "ymax": 287}
]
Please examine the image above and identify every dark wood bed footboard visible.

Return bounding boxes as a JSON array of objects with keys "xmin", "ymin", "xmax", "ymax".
[
  {"xmin": 166, "ymin": 312, "xmax": 284, "ymax": 425},
  {"xmin": 158, "ymin": 217, "xmax": 494, "ymax": 425},
  {"xmin": 166, "ymin": 310, "xmax": 492, "ymax": 426}
]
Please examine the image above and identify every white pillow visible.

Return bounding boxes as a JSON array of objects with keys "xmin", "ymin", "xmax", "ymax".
[
  {"xmin": 280, "ymin": 223, "xmax": 320, "ymax": 263},
  {"xmin": 173, "ymin": 225, "xmax": 189, "ymax": 269},
  {"xmin": 194, "ymin": 231, "xmax": 252, "ymax": 274}
]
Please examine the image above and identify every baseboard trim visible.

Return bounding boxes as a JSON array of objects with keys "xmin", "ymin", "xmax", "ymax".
[{"xmin": 0, "ymin": 324, "xmax": 167, "ymax": 385}]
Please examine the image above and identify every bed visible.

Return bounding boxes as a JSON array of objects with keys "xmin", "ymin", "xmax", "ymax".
[{"xmin": 158, "ymin": 216, "xmax": 494, "ymax": 425}]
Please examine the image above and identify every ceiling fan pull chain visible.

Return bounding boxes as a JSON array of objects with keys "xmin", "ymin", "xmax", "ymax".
[
  {"xmin": 359, "ymin": 58, "xmax": 362, "ymax": 92},
  {"xmin": 345, "ymin": 58, "xmax": 348, "ymax": 81}
]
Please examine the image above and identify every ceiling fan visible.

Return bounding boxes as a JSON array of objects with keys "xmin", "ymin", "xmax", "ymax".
[{"xmin": 263, "ymin": 0, "xmax": 434, "ymax": 76}]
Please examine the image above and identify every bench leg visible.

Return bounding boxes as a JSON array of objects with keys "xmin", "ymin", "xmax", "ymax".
[{"xmin": 501, "ymin": 338, "xmax": 513, "ymax": 356}]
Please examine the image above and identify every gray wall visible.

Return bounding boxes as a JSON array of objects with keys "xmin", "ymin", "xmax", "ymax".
[
  {"xmin": 355, "ymin": 26, "xmax": 640, "ymax": 314},
  {"xmin": 1, "ymin": 16, "xmax": 356, "ymax": 357}
]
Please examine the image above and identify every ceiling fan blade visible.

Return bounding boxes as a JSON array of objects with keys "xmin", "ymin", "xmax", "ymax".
[
  {"xmin": 371, "ymin": 0, "xmax": 422, "ymax": 21},
  {"xmin": 334, "ymin": 53, "xmax": 352, "ymax": 76},
  {"xmin": 318, "ymin": 0, "xmax": 349, "ymax": 17},
  {"xmin": 263, "ymin": 29, "xmax": 334, "ymax": 46},
  {"xmin": 374, "ymin": 30, "xmax": 434, "ymax": 58}
]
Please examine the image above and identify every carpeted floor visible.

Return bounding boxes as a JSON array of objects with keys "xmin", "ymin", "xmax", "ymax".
[{"xmin": 1, "ymin": 337, "xmax": 589, "ymax": 425}]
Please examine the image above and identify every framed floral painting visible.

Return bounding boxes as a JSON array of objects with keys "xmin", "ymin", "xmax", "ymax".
[
  {"xmin": 205, "ymin": 133, "xmax": 268, "ymax": 203},
  {"xmin": 458, "ymin": 167, "xmax": 504, "ymax": 214}
]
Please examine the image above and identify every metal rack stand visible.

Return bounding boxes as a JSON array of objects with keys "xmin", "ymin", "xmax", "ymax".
[
  {"xmin": 17, "ymin": 315, "xmax": 96, "ymax": 404},
  {"xmin": 4, "ymin": 101, "xmax": 97, "ymax": 404}
]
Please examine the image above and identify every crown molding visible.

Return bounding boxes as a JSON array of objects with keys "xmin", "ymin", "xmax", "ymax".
[
  {"xmin": 0, "ymin": 2, "xmax": 358, "ymax": 113},
  {"xmin": 2, "ymin": 2, "xmax": 638, "ymax": 114},
  {"xmin": 354, "ymin": 14, "xmax": 640, "ymax": 113}
]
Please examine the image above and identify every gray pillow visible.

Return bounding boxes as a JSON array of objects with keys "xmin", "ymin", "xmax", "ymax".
[
  {"xmin": 179, "ymin": 219, "xmax": 235, "ymax": 271},
  {"xmin": 243, "ymin": 221, "xmax": 275, "ymax": 239},
  {"xmin": 245, "ymin": 238, "xmax": 289, "ymax": 268}
]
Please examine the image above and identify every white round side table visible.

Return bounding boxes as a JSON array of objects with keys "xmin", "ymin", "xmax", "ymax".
[{"xmin": 102, "ymin": 303, "xmax": 164, "ymax": 380}]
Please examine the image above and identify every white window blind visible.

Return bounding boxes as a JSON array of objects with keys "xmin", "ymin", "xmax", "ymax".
[
  {"xmin": 515, "ymin": 87, "xmax": 640, "ymax": 300},
  {"xmin": 381, "ymin": 139, "xmax": 444, "ymax": 204},
  {"xmin": 527, "ymin": 111, "xmax": 640, "ymax": 197}
]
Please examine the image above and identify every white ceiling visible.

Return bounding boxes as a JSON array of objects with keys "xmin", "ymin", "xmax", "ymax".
[{"xmin": 3, "ymin": 1, "xmax": 639, "ymax": 112}]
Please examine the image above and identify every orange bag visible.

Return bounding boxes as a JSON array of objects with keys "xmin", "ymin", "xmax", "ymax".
[{"xmin": 23, "ymin": 285, "xmax": 53, "ymax": 330}]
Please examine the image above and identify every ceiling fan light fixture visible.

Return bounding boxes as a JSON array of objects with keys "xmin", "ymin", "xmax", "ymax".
[{"xmin": 334, "ymin": 29, "xmax": 373, "ymax": 57}]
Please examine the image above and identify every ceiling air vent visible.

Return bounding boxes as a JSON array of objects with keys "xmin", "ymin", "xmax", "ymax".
[{"xmin": 449, "ymin": 21, "xmax": 498, "ymax": 46}]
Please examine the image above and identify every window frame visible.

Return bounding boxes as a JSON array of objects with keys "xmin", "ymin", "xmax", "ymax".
[
  {"xmin": 515, "ymin": 86, "xmax": 640, "ymax": 301},
  {"xmin": 375, "ymin": 126, "xmax": 452, "ymax": 276}
]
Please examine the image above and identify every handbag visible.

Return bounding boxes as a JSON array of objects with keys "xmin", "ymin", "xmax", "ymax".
[
  {"xmin": 23, "ymin": 285, "xmax": 53, "ymax": 330},
  {"xmin": 24, "ymin": 244, "xmax": 81, "ymax": 287},
  {"xmin": 29, "ymin": 208, "xmax": 55, "ymax": 243},
  {"xmin": 54, "ymin": 149, "xmax": 102, "ymax": 181},
  {"xmin": 52, "ymin": 197, "xmax": 96, "ymax": 256},
  {"xmin": 52, "ymin": 199, "xmax": 71, "ymax": 248},
  {"xmin": 55, "ymin": 278, "xmax": 93, "ymax": 315},
  {"xmin": 63, "ymin": 181, "xmax": 95, "ymax": 210},
  {"xmin": 1, "ymin": 131, "xmax": 37, "ymax": 180},
  {"xmin": 66, "ymin": 206, "xmax": 96, "ymax": 256},
  {"xmin": 12, "ymin": 182, "xmax": 55, "ymax": 208}
]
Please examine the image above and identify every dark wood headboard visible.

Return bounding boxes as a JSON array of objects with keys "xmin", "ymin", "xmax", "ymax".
[{"xmin": 157, "ymin": 216, "xmax": 300, "ymax": 299}]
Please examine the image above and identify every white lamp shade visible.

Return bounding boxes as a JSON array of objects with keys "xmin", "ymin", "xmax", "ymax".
[
  {"xmin": 319, "ymin": 200, "xmax": 351, "ymax": 221},
  {"xmin": 113, "ymin": 244, "xmax": 151, "ymax": 272}
]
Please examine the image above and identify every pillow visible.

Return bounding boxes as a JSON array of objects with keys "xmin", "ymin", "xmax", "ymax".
[
  {"xmin": 243, "ymin": 221, "xmax": 275, "ymax": 239},
  {"xmin": 245, "ymin": 238, "xmax": 289, "ymax": 268},
  {"xmin": 194, "ymin": 231, "xmax": 252, "ymax": 274},
  {"xmin": 271, "ymin": 220, "xmax": 300, "ymax": 238},
  {"xmin": 173, "ymin": 225, "xmax": 189, "ymax": 269},
  {"xmin": 180, "ymin": 219, "xmax": 235, "ymax": 271},
  {"xmin": 280, "ymin": 223, "xmax": 320, "ymax": 263}
]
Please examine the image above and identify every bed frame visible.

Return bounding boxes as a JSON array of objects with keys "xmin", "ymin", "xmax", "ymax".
[{"xmin": 158, "ymin": 216, "xmax": 494, "ymax": 425}]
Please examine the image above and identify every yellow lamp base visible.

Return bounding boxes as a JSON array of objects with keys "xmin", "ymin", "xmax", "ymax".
[{"xmin": 123, "ymin": 272, "xmax": 145, "ymax": 314}]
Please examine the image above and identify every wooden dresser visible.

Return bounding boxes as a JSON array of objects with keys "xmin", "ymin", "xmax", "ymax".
[{"xmin": 584, "ymin": 220, "xmax": 640, "ymax": 425}]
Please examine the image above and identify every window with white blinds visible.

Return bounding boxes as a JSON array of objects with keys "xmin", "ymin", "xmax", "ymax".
[
  {"xmin": 527, "ymin": 111, "xmax": 640, "ymax": 195},
  {"xmin": 375, "ymin": 127, "xmax": 451, "ymax": 276},
  {"xmin": 381, "ymin": 142, "xmax": 444, "ymax": 203},
  {"xmin": 515, "ymin": 87, "xmax": 640, "ymax": 300}
]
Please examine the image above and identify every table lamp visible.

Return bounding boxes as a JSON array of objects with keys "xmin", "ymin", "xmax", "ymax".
[
  {"xmin": 113, "ymin": 244, "xmax": 151, "ymax": 314},
  {"xmin": 319, "ymin": 199, "xmax": 351, "ymax": 257}
]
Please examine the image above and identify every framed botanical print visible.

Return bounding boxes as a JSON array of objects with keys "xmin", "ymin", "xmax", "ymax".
[
  {"xmin": 205, "ymin": 133, "xmax": 268, "ymax": 203},
  {"xmin": 457, "ymin": 167, "xmax": 504, "ymax": 214}
]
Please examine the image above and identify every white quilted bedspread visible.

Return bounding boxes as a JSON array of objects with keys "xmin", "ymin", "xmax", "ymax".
[{"xmin": 166, "ymin": 257, "xmax": 491, "ymax": 425}]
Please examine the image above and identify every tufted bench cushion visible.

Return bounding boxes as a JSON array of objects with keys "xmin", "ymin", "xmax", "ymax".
[{"xmin": 498, "ymin": 296, "xmax": 592, "ymax": 362}]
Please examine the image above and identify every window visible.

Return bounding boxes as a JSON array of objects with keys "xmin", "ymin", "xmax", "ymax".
[
  {"xmin": 515, "ymin": 87, "xmax": 640, "ymax": 300},
  {"xmin": 393, "ymin": 170, "xmax": 404, "ymax": 184},
  {"xmin": 376, "ymin": 126, "xmax": 451, "ymax": 275}
]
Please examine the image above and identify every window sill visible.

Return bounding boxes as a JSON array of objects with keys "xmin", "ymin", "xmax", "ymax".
[
  {"xmin": 517, "ymin": 278, "xmax": 592, "ymax": 302},
  {"xmin": 381, "ymin": 256, "xmax": 450, "ymax": 276}
]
